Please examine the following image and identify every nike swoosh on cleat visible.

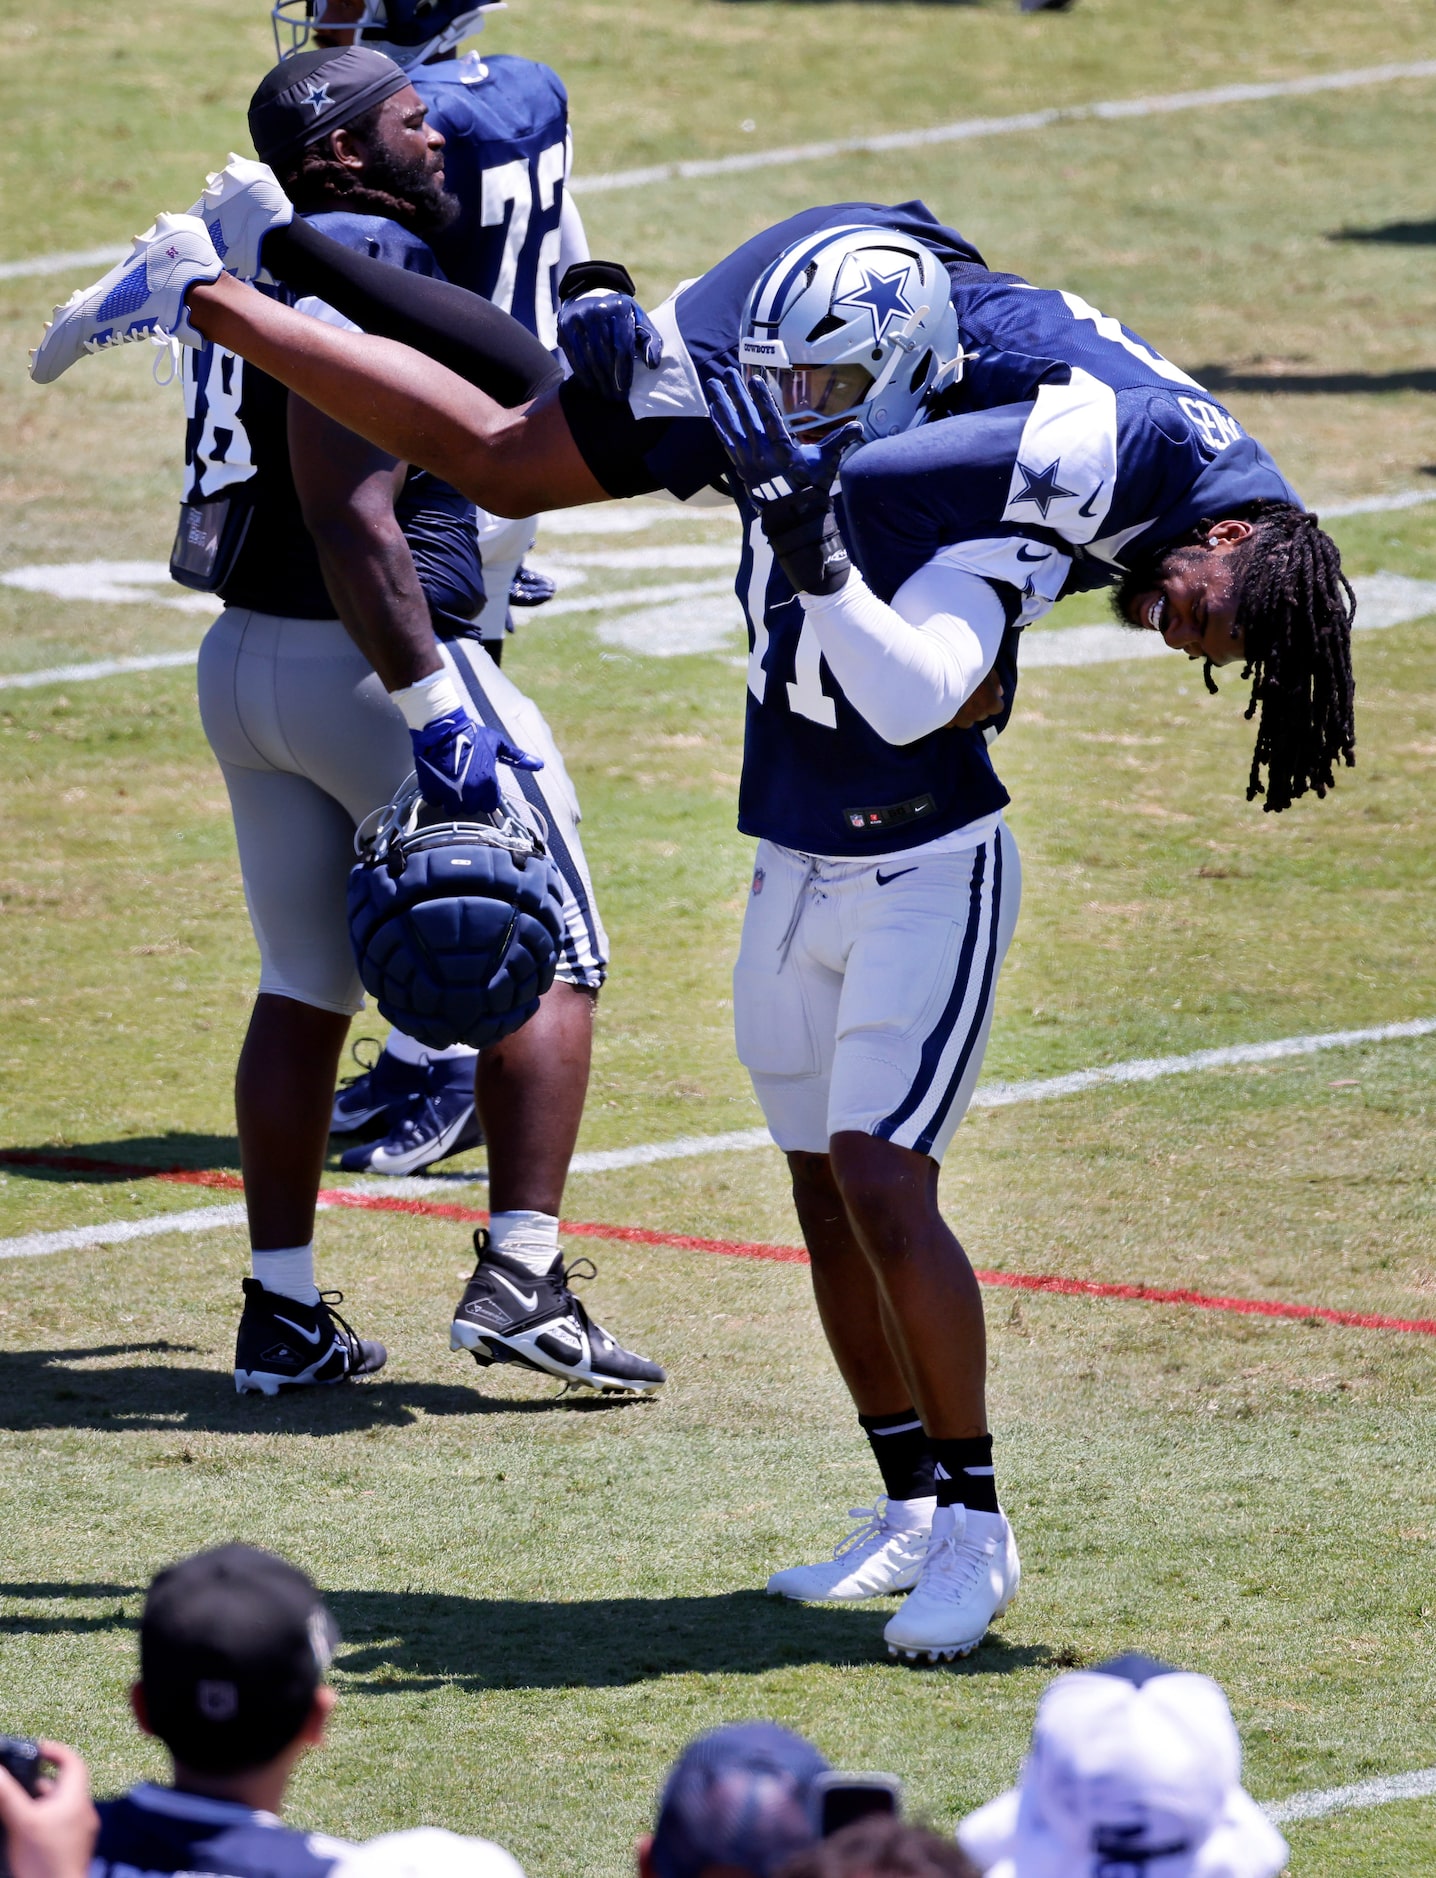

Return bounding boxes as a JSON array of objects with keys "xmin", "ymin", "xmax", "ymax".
[
  {"xmin": 1077, "ymin": 482, "xmax": 1105, "ymax": 518},
  {"xmin": 875, "ymin": 867, "xmax": 918, "ymax": 886},
  {"xmin": 488, "ymin": 1270, "xmax": 539, "ymax": 1310},
  {"xmin": 273, "ymin": 1314, "xmax": 324, "ymax": 1346}
]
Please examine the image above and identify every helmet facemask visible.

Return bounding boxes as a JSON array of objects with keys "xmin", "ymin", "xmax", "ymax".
[
  {"xmin": 271, "ymin": 0, "xmax": 502, "ymax": 70},
  {"xmin": 738, "ymin": 231, "xmax": 963, "ymax": 444}
]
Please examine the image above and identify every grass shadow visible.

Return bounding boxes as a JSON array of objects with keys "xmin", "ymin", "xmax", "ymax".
[
  {"xmin": 0, "ymin": 1342, "xmax": 646, "ymax": 1434},
  {"xmin": 1195, "ymin": 363, "xmax": 1436, "ymax": 397},
  {"xmin": 0, "ymin": 1581, "xmax": 1060, "ymax": 1686},
  {"xmin": 0, "ymin": 1136, "xmax": 242, "ymax": 1182},
  {"xmin": 1329, "ymin": 218, "xmax": 1436, "ymax": 247}
]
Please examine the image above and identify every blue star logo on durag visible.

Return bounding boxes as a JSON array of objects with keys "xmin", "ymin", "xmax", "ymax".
[
  {"xmin": 296, "ymin": 78, "xmax": 332, "ymax": 114},
  {"xmin": 1010, "ymin": 458, "xmax": 1078, "ymax": 518},
  {"xmin": 833, "ymin": 264, "xmax": 916, "ymax": 345}
]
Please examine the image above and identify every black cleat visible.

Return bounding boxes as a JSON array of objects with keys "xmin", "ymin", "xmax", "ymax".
[
  {"xmin": 450, "ymin": 1232, "xmax": 665, "ymax": 1395},
  {"xmin": 234, "ymin": 1280, "xmax": 388, "ymax": 1396}
]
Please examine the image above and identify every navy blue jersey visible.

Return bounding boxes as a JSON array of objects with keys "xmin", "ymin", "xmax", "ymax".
[
  {"xmin": 598, "ymin": 203, "xmax": 1305, "ymax": 855},
  {"xmin": 94, "ymin": 1784, "xmax": 348, "ymax": 1878},
  {"xmin": 411, "ymin": 54, "xmax": 570, "ymax": 345},
  {"xmin": 180, "ymin": 211, "xmax": 484, "ymax": 631}
]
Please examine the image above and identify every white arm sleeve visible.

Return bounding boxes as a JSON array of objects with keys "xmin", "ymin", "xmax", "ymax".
[{"xmin": 800, "ymin": 561, "xmax": 1009, "ymax": 746}]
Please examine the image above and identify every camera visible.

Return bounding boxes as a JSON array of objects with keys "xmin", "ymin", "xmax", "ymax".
[{"xmin": 0, "ymin": 1737, "xmax": 45, "ymax": 1878}]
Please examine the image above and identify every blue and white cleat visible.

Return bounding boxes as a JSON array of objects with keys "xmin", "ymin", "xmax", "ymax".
[
  {"xmin": 183, "ymin": 155, "xmax": 294, "ymax": 281},
  {"xmin": 29, "ymin": 213, "xmax": 223, "ymax": 385}
]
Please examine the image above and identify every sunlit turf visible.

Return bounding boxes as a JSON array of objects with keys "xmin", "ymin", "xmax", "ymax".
[{"xmin": 2, "ymin": 0, "xmax": 1435, "ymax": 1871}]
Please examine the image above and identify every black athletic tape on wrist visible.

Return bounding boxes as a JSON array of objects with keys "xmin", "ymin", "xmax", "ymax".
[
  {"xmin": 759, "ymin": 487, "xmax": 851, "ymax": 595},
  {"xmin": 558, "ymin": 260, "xmax": 639, "ymax": 303}
]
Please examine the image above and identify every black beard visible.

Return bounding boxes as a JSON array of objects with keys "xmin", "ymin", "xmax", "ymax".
[{"xmin": 336, "ymin": 142, "xmax": 460, "ymax": 241}]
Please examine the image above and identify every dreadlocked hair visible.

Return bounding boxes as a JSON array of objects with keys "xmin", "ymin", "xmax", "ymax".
[
  {"xmin": 275, "ymin": 107, "xmax": 412, "ymax": 222},
  {"xmin": 1210, "ymin": 500, "xmax": 1357, "ymax": 813}
]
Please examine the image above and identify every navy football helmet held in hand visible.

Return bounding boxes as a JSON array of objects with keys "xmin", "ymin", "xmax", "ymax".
[
  {"xmin": 348, "ymin": 777, "xmax": 565, "ymax": 1050},
  {"xmin": 272, "ymin": 0, "xmax": 503, "ymax": 70}
]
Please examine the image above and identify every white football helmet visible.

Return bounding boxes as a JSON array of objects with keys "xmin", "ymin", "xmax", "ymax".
[
  {"xmin": 737, "ymin": 225, "xmax": 964, "ymax": 443},
  {"xmin": 271, "ymin": 0, "xmax": 504, "ymax": 70}
]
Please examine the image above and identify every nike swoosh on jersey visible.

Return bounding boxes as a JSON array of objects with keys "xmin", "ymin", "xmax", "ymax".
[
  {"xmin": 488, "ymin": 1270, "xmax": 539, "ymax": 1311},
  {"xmin": 1077, "ymin": 481, "xmax": 1105, "ymax": 518},
  {"xmin": 875, "ymin": 866, "xmax": 918, "ymax": 886},
  {"xmin": 273, "ymin": 1314, "xmax": 324, "ymax": 1346},
  {"xmin": 1015, "ymin": 543, "xmax": 1050, "ymax": 562}
]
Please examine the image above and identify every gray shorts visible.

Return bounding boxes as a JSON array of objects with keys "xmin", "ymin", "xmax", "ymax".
[{"xmin": 196, "ymin": 608, "xmax": 608, "ymax": 1015}]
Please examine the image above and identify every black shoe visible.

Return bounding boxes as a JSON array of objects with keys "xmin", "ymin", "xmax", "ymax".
[
  {"xmin": 508, "ymin": 561, "xmax": 558, "ymax": 608},
  {"xmin": 339, "ymin": 1056, "xmax": 482, "ymax": 1176},
  {"xmin": 450, "ymin": 1232, "xmax": 665, "ymax": 1395},
  {"xmin": 330, "ymin": 1039, "xmax": 434, "ymax": 1135},
  {"xmin": 234, "ymin": 1280, "xmax": 388, "ymax": 1396}
]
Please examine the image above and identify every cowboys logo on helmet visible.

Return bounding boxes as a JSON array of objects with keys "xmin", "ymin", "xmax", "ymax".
[
  {"xmin": 272, "ymin": 0, "xmax": 502, "ymax": 69},
  {"xmin": 737, "ymin": 226, "xmax": 964, "ymax": 443}
]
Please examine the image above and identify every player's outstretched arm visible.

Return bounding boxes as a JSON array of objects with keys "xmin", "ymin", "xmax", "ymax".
[{"xmin": 191, "ymin": 274, "xmax": 604, "ymax": 517}]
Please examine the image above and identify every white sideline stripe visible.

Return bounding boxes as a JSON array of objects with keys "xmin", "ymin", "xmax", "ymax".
[
  {"xmin": 571, "ymin": 60, "xmax": 1436, "ymax": 194},
  {"xmin": 0, "ymin": 1203, "xmax": 247, "ymax": 1261},
  {"xmin": 5, "ymin": 62, "xmax": 1436, "ymax": 280},
  {"xmin": 0, "ymin": 650, "xmax": 198, "ymax": 692},
  {"xmin": 5, "ymin": 1016, "xmax": 1424, "ymax": 1254},
  {"xmin": 6, "ymin": 564, "xmax": 1430, "ymax": 692},
  {"xmin": 1265, "ymin": 1766, "xmax": 1436, "ymax": 1826},
  {"xmin": 1322, "ymin": 488, "xmax": 1436, "ymax": 519}
]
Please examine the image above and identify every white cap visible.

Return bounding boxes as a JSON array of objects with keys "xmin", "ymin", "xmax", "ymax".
[
  {"xmin": 331, "ymin": 1828, "xmax": 527, "ymax": 1878},
  {"xmin": 957, "ymin": 1658, "xmax": 1288, "ymax": 1878}
]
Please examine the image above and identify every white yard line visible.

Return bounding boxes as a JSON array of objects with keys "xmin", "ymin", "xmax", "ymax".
[
  {"xmin": 4, "ymin": 62, "xmax": 1435, "ymax": 280},
  {"xmin": 0, "ymin": 649, "xmax": 199, "ymax": 692},
  {"xmin": 572, "ymin": 60, "xmax": 1436, "ymax": 194},
  {"xmin": 1265, "ymin": 1766, "xmax": 1436, "ymax": 1826},
  {"xmin": 5, "ymin": 1016, "xmax": 1430, "ymax": 1252}
]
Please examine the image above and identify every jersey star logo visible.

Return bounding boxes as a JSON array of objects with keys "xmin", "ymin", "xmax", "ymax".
[
  {"xmin": 1010, "ymin": 458, "xmax": 1078, "ymax": 518},
  {"xmin": 833, "ymin": 264, "xmax": 915, "ymax": 345},
  {"xmin": 296, "ymin": 78, "xmax": 332, "ymax": 114}
]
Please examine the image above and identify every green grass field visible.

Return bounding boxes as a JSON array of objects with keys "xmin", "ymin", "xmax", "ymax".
[{"xmin": 2, "ymin": 2, "xmax": 1434, "ymax": 1873}]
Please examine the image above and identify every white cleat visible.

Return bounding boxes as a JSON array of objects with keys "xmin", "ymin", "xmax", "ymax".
[
  {"xmin": 883, "ymin": 1505, "xmax": 1020, "ymax": 1664},
  {"xmin": 29, "ymin": 213, "xmax": 222, "ymax": 384},
  {"xmin": 183, "ymin": 155, "xmax": 294, "ymax": 281},
  {"xmin": 766, "ymin": 1498, "xmax": 935, "ymax": 1602}
]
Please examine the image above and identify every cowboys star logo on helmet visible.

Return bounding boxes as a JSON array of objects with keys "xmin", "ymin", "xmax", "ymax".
[
  {"xmin": 832, "ymin": 260, "xmax": 917, "ymax": 346},
  {"xmin": 737, "ymin": 225, "xmax": 964, "ymax": 443}
]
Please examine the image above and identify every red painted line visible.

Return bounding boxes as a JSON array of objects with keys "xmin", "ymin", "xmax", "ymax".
[{"xmin": 6, "ymin": 1149, "xmax": 1434, "ymax": 1335}]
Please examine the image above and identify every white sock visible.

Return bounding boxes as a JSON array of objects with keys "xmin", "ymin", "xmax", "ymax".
[
  {"xmin": 887, "ymin": 1495, "xmax": 936, "ymax": 1532},
  {"xmin": 487, "ymin": 1210, "xmax": 560, "ymax": 1276},
  {"xmin": 384, "ymin": 1031, "xmax": 479, "ymax": 1068},
  {"xmin": 252, "ymin": 1244, "xmax": 320, "ymax": 1306}
]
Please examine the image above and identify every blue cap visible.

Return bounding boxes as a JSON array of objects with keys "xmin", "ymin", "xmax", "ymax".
[{"xmin": 651, "ymin": 1724, "xmax": 830, "ymax": 1878}]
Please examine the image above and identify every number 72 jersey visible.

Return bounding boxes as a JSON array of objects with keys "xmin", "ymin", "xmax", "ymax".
[{"xmin": 411, "ymin": 53, "xmax": 572, "ymax": 347}]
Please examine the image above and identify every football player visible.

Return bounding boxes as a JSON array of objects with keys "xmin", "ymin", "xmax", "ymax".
[
  {"xmin": 163, "ymin": 48, "xmax": 665, "ymax": 1397},
  {"xmin": 274, "ymin": 0, "xmax": 592, "ymax": 1171},
  {"xmin": 33, "ymin": 196, "xmax": 1354, "ymax": 1660}
]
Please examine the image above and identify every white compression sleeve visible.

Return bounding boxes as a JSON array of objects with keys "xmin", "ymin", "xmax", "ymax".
[{"xmin": 799, "ymin": 563, "xmax": 1009, "ymax": 746}]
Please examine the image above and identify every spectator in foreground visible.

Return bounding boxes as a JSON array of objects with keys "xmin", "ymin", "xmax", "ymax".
[
  {"xmin": 640, "ymin": 1724, "xmax": 831, "ymax": 1878},
  {"xmin": 0, "ymin": 1742, "xmax": 97, "ymax": 1878},
  {"xmin": 93, "ymin": 1544, "xmax": 521, "ymax": 1878},
  {"xmin": 957, "ymin": 1654, "xmax": 1289, "ymax": 1878},
  {"xmin": 780, "ymin": 1818, "xmax": 978, "ymax": 1878}
]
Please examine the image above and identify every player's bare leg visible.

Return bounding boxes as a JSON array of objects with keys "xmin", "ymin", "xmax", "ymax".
[
  {"xmin": 764, "ymin": 1151, "xmax": 940, "ymax": 1605},
  {"xmin": 185, "ymin": 275, "xmax": 604, "ymax": 516},
  {"xmin": 231, "ymin": 993, "xmax": 387, "ymax": 1395},
  {"xmin": 477, "ymin": 981, "xmax": 596, "ymax": 1216},
  {"xmin": 236, "ymin": 995, "xmax": 350, "ymax": 1254},
  {"xmin": 825, "ymin": 1132, "xmax": 988, "ymax": 1438},
  {"xmin": 786, "ymin": 1150, "xmax": 916, "ymax": 1416}
]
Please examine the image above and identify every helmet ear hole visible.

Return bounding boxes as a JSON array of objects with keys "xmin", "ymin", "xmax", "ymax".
[{"xmin": 908, "ymin": 348, "xmax": 933, "ymax": 395}]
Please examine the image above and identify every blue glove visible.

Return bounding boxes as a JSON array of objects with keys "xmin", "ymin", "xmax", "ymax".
[
  {"xmin": 706, "ymin": 367, "xmax": 864, "ymax": 594},
  {"xmin": 410, "ymin": 707, "xmax": 543, "ymax": 818},
  {"xmin": 558, "ymin": 291, "xmax": 664, "ymax": 401}
]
